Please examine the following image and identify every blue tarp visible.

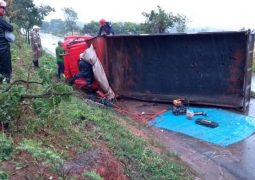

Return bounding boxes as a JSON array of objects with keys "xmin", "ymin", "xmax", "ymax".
[{"xmin": 149, "ymin": 107, "xmax": 255, "ymax": 146}]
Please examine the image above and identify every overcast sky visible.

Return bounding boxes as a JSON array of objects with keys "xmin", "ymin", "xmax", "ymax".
[{"xmin": 33, "ymin": 0, "xmax": 255, "ymax": 30}]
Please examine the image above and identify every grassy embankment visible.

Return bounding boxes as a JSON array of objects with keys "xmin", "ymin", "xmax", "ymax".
[{"xmin": 0, "ymin": 30, "xmax": 194, "ymax": 179}]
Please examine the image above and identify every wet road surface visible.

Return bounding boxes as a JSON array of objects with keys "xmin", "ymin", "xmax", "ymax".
[{"xmin": 117, "ymin": 98, "xmax": 255, "ymax": 180}]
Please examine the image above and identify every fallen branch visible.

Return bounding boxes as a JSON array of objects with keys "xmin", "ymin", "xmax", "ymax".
[
  {"xmin": 21, "ymin": 92, "xmax": 72, "ymax": 100},
  {"xmin": 2, "ymin": 80, "xmax": 43, "ymax": 93}
]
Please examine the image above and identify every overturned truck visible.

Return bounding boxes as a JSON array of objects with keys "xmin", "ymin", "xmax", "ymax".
[{"xmin": 64, "ymin": 31, "xmax": 254, "ymax": 112}]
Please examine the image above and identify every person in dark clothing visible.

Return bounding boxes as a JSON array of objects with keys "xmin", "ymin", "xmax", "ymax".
[
  {"xmin": 97, "ymin": 19, "xmax": 115, "ymax": 36},
  {"xmin": 67, "ymin": 58, "xmax": 94, "ymax": 90},
  {"xmin": 0, "ymin": 0, "xmax": 13, "ymax": 84}
]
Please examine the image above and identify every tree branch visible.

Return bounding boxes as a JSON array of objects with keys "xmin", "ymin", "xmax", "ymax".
[
  {"xmin": 2, "ymin": 80, "xmax": 43, "ymax": 93},
  {"xmin": 21, "ymin": 92, "xmax": 72, "ymax": 100}
]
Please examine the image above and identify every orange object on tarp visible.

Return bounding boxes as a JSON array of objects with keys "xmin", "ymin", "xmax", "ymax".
[{"xmin": 63, "ymin": 35, "xmax": 99, "ymax": 89}]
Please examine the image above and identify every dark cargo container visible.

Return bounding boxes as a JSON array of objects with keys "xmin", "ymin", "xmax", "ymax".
[{"xmin": 88, "ymin": 31, "xmax": 254, "ymax": 111}]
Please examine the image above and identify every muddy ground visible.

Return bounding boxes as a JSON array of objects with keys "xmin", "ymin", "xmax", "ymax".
[{"xmin": 116, "ymin": 98, "xmax": 255, "ymax": 180}]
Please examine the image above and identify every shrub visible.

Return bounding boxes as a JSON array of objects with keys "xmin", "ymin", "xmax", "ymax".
[
  {"xmin": 0, "ymin": 86, "xmax": 24, "ymax": 125},
  {"xmin": 0, "ymin": 170, "xmax": 9, "ymax": 180},
  {"xmin": 0, "ymin": 134, "xmax": 13, "ymax": 161},
  {"xmin": 83, "ymin": 171, "xmax": 103, "ymax": 180}
]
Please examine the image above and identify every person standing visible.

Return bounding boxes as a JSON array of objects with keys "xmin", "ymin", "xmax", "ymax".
[
  {"xmin": 97, "ymin": 19, "xmax": 115, "ymax": 36},
  {"xmin": 0, "ymin": 0, "xmax": 13, "ymax": 83},
  {"xmin": 55, "ymin": 41, "xmax": 65, "ymax": 79},
  {"xmin": 30, "ymin": 25, "xmax": 42, "ymax": 68}
]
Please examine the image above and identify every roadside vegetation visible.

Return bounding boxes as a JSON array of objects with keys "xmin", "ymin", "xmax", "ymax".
[{"xmin": 0, "ymin": 30, "xmax": 195, "ymax": 179}]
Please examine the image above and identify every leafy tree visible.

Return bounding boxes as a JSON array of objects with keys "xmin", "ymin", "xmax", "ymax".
[
  {"xmin": 83, "ymin": 21, "xmax": 144, "ymax": 36},
  {"xmin": 63, "ymin": 7, "xmax": 78, "ymax": 35},
  {"xmin": 142, "ymin": 5, "xmax": 188, "ymax": 33},
  {"xmin": 174, "ymin": 14, "xmax": 188, "ymax": 32},
  {"xmin": 113, "ymin": 22, "xmax": 144, "ymax": 34},
  {"xmin": 83, "ymin": 21, "xmax": 100, "ymax": 36},
  {"xmin": 41, "ymin": 19, "xmax": 65, "ymax": 35},
  {"xmin": 41, "ymin": 21, "xmax": 50, "ymax": 33},
  {"xmin": 6, "ymin": 0, "xmax": 54, "ymax": 42}
]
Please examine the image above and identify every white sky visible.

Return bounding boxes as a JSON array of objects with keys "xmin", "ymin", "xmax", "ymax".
[{"xmin": 33, "ymin": 0, "xmax": 255, "ymax": 30}]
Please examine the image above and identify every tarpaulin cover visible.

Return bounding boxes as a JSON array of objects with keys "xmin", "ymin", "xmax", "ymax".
[
  {"xmin": 149, "ymin": 107, "xmax": 255, "ymax": 146},
  {"xmin": 81, "ymin": 44, "xmax": 115, "ymax": 99}
]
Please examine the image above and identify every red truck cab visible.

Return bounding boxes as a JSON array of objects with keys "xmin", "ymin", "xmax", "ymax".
[{"xmin": 63, "ymin": 35, "xmax": 99, "ymax": 90}]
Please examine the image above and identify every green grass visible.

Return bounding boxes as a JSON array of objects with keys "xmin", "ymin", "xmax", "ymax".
[
  {"xmin": 0, "ymin": 170, "xmax": 8, "ymax": 180},
  {"xmin": 83, "ymin": 171, "xmax": 103, "ymax": 180},
  {"xmin": 77, "ymin": 106, "xmax": 191, "ymax": 179},
  {"xmin": 0, "ymin": 134, "xmax": 13, "ymax": 161}
]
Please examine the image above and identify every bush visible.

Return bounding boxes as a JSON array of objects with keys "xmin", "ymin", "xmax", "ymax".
[
  {"xmin": 0, "ymin": 134, "xmax": 13, "ymax": 161},
  {"xmin": 0, "ymin": 170, "xmax": 9, "ymax": 180},
  {"xmin": 0, "ymin": 86, "xmax": 24, "ymax": 125},
  {"xmin": 83, "ymin": 171, "xmax": 103, "ymax": 180}
]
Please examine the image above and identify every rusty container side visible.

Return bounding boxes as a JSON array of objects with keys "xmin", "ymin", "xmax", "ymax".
[
  {"xmin": 105, "ymin": 31, "xmax": 254, "ymax": 111},
  {"xmin": 243, "ymin": 33, "xmax": 255, "ymax": 112},
  {"xmin": 86, "ymin": 36, "xmax": 109, "ymax": 75}
]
